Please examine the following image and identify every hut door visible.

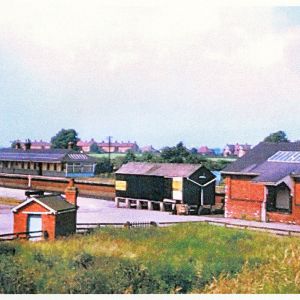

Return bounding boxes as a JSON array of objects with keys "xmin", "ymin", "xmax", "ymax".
[{"xmin": 27, "ymin": 214, "xmax": 42, "ymax": 240}]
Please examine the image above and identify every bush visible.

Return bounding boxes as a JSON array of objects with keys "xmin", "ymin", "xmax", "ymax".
[
  {"xmin": 0, "ymin": 256, "xmax": 36, "ymax": 293},
  {"xmin": 72, "ymin": 252, "xmax": 94, "ymax": 269},
  {"xmin": 68, "ymin": 257, "xmax": 162, "ymax": 294},
  {"xmin": 0, "ymin": 243, "xmax": 16, "ymax": 256}
]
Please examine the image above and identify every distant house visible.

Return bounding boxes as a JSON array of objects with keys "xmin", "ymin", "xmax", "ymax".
[
  {"xmin": 14, "ymin": 140, "xmax": 51, "ymax": 150},
  {"xmin": 198, "ymin": 146, "xmax": 215, "ymax": 156},
  {"xmin": 0, "ymin": 148, "xmax": 97, "ymax": 177},
  {"xmin": 222, "ymin": 142, "xmax": 300, "ymax": 225},
  {"xmin": 29, "ymin": 140, "xmax": 51, "ymax": 150},
  {"xmin": 223, "ymin": 143, "xmax": 251, "ymax": 158},
  {"xmin": 140, "ymin": 145, "xmax": 159, "ymax": 153},
  {"xmin": 77, "ymin": 139, "xmax": 97, "ymax": 152},
  {"xmin": 98, "ymin": 140, "xmax": 139, "ymax": 153}
]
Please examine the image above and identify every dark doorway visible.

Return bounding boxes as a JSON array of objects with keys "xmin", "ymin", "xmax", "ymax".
[
  {"xmin": 266, "ymin": 183, "xmax": 291, "ymax": 213},
  {"xmin": 38, "ymin": 163, "xmax": 43, "ymax": 176}
]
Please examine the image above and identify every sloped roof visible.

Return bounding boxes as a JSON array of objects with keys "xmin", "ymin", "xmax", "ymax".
[
  {"xmin": 222, "ymin": 142, "xmax": 300, "ymax": 184},
  {"xmin": 0, "ymin": 148, "xmax": 97, "ymax": 163},
  {"xmin": 12, "ymin": 194, "xmax": 76, "ymax": 213},
  {"xmin": 116, "ymin": 162, "xmax": 203, "ymax": 177}
]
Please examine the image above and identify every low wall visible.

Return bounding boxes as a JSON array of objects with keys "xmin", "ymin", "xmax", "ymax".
[
  {"xmin": 0, "ymin": 173, "xmax": 115, "ymax": 200},
  {"xmin": 0, "ymin": 173, "xmax": 221, "ymax": 203}
]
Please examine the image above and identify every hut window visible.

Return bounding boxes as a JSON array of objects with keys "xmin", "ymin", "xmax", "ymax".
[
  {"xmin": 54, "ymin": 164, "xmax": 57, "ymax": 171},
  {"xmin": 47, "ymin": 163, "xmax": 50, "ymax": 170}
]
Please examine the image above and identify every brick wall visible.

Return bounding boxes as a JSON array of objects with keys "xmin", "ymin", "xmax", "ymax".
[
  {"xmin": 13, "ymin": 201, "xmax": 56, "ymax": 240},
  {"xmin": 225, "ymin": 176, "xmax": 264, "ymax": 221},
  {"xmin": 0, "ymin": 174, "xmax": 115, "ymax": 199}
]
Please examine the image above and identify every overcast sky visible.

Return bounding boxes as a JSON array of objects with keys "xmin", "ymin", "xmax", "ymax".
[{"xmin": 0, "ymin": 1, "xmax": 300, "ymax": 149}]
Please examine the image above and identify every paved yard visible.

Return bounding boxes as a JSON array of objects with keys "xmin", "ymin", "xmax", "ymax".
[
  {"xmin": 2, "ymin": 187, "xmax": 300, "ymax": 236},
  {"xmin": 0, "ymin": 187, "xmax": 207, "ymax": 234}
]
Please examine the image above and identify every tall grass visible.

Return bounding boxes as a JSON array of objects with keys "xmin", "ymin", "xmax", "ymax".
[{"xmin": 2, "ymin": 223, "xmax": 300, "ymax": 293}]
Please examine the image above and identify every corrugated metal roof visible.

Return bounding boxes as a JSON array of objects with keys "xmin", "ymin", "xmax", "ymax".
[
  {"xmin": 116, "ymin": 162, "xmax": 202, "ymax": 177},
  {"xmin": 0, "ymin": 148, "xmax": 96, "ymax": 163}
]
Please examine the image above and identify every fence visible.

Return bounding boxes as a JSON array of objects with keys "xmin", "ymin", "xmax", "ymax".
[
  {"xmin": 76, "ymin": 221, "xmax": 158, "ymax": 233},
  {"xmin": 0, "ymin": 230, "xmax": 48, "ymax": 241}
]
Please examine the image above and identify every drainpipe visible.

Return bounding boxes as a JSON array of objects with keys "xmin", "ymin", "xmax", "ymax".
[{"xmin": 261, "ymin": 186, "xmax": 267, "ymax": 222}]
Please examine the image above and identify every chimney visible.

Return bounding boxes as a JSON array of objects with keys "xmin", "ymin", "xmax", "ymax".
[
  {"xmin": 24, "ymin": 139, "xmax": 31, "ymax": 150},
  {"xmin": 15, "ymin": 140, "xmax": 21, "ymax": 149},
  {"xmin": 68, "ymin": 141, "xmax": 74, "ymax": 150},
  {"xmin": 64, "ymin": 179, "xmax": 78, "ymax": 207}
]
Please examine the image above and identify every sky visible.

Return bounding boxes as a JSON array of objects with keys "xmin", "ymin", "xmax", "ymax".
[{"xmin": 1, "ymin": 1, "xmax": 300, "ymax": 149}]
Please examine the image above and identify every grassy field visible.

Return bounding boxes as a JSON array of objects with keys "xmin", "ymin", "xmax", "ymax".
[{"xmin": 1, "ymin": 223, "xmax": 300, "ymax": 294}]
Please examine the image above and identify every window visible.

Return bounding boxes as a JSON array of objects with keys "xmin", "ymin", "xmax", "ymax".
[{"xmin": 266, "ymin": 184, "xmax": 291, "ymax": 213}]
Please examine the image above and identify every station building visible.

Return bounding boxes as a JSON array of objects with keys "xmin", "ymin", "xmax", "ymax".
[
  {"xmin": 0, "ymin": 148, "xmax": 97, "ymax": 178},
  {"xmin": 222, "ymin": 142, "xmax": 300, "ymax": 224}
]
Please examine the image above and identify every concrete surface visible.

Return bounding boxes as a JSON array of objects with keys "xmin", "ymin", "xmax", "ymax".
[{"xmin": 2, "ymin": 187, "xmax": 300, "ymax": 236}]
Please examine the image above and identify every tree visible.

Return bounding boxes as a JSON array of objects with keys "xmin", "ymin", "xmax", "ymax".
[
  {"xmin": 94, "ymin": 157, "xmax": 113, "ymax": 174},
  {"xmin": 140, "ymin": 151, "xmax": 154, "ymax": 162},
  {"xmin": 263, "ymin": 131, "xmax": 289, "ymax": 143},
  {"xmin": 123, "ymin": 150, "xmax": 136, "ymax": 164},
  {"xmin": 190, "ymin": 147, "xmax": 198, "ymax": 155},
  {"xmin": 160, "ymin": 142, "xmax": 190, "ymax": 163},
  {"xmin": 89, "ymin": 142, "xmax": 100, "ymax": 153},
  {"xmin": 51, "ymin": 129, "xmax": 79, "ymax": 149}
]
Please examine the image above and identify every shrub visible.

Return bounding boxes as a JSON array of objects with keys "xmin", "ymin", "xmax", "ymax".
[
  {"xmin": 68, "ymin": 257, "xmax": 162, "ymax": 294},
  {"xmin": 72, "ymin": 252, "xmax": 94, "ymax": 269},
  {"xmin": 0, "ymin": 243, "xmax": 16, "ymax": 256},
  {"xmin": 0, "ymin": 256, "xmax": 36, "ymax": 293}
]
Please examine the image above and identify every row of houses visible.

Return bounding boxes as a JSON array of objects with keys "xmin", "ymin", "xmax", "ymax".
[
  {"xmin": 77, "ymin": 139, "xmax": 140, "ymax": 153},
  {"xmin": 11, "ymin": 139, "xmax": 251, "ymax": 158}
]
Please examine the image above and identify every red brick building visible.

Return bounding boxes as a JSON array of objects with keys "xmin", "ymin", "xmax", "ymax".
[
  {"xmin": 222, "ymin": 142, "xmax": 300, "ymax": 224},
  {"xmin": 12, "ymin": 180, "xmax": 78, "ymax": 240}
]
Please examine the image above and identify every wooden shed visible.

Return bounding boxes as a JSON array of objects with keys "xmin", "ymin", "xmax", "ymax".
[
  {"xmin": 12, "ymin": 180, "xmax": 78, "ymax": 240},
  {"xmin": 115, "ymin": 162, "xmax": 216, "ymax": 214}
]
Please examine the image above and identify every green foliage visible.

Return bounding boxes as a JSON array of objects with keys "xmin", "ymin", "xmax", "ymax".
[
  {"xmin": 89, "ymin": 142, "xmax": 101, "ymax": 153},
  {"xmin": 3, "ymin": 223, "xmax": 298, "ymax": 294},
  {"xmin": 0, "ymin": 243, "xmax": 16, "ymax": 255},
  {"xmin": 160, "ymin": 142, "xmax": 190, "ymax": 163},
  {"xmin": 263, "ymin": 130, "xmax": 289, "ymax": 143},
  {"xmin": 72, "ymin": 252, "xmax": 95, "ymax": 269},
  {"xmin": 0, "ymin": 255, "xmax": 37, "ymax": 293},
  {"xmin": 51, "ymin": 128, "xmax": 79, "ymax": 149},
  {"xmin": 94, "ymin": 157, "xmax": 113, "ymax": 174},
  {"xmin": 123, "ymin": 150, "xmax": 137, "ymax": 163}
]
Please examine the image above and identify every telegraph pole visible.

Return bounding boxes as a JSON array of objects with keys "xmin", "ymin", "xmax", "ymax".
[{"xmin": 107, "ymin": 136, "xmax": 112, "ymax": 168}]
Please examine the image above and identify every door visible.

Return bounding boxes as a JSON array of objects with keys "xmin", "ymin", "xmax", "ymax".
[
  {"xmin": 27, "ymin": 214, "xmax": 42, "ymax": 240},
  {"xmin": 38, "ymin": 163, "xmax": 43, "ymax": 176}
]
